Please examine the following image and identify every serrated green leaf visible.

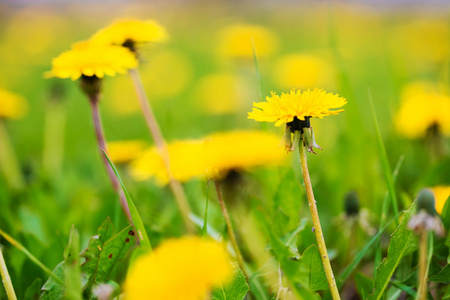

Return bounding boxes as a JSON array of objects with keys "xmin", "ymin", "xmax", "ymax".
[
  {"xmin": 428, "ymin": 264, "xmax": 450, "ymax": 283},
  {"xmin": 297, "ymin": 245, "xmax": 328, "ymax": 291},
  {"xmin": 94, "ymin": 225, "xmax": 135, "ymax": 283},
  {"xmin": 443, "ymin": 285, "xmax": 450, "ymax": 299},
  {"xmin": 441, "ymin": 196, "xmax": 450, "ymax": 230},
  {"xmin": 367, "ymin": 201, "xmax": 417, "ymax": 300},
  {"xmin": 211, "ymin": 267, "xmax": 249, "ymax": 300},
  {"xmin": 40, "ymin": 262, "xmax": 65, "ymax": 300}
]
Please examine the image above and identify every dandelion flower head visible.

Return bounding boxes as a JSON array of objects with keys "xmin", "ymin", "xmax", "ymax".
[
  {"xmin": 248, "ymin": 89, "xmax": 347, "ymax": 127},
  {"xmin": 124, "ymin": 236, "xmax": 233, "ymax": 300},
  {"xmin": 430, "ymin": 186, "xmax": 450, "ymax": 215},
  {"xmin": 0, "ymin": 89, "xmax": 28, "ymax": 119},
  {"xmin": 91, "ymin": 19, "xmax": 167, "ymax": 47},
  {"xmin": 129, "ymin": 131, "xmax": 286, "ymax": 185},
  {"xmin": 395, "ymin": 81, "xmax": 450, "ymax": 138},
  {"xmin": 218, "ymin": 24, "xmax": 278, "ymax": 58},
  {"xmin": 107, "ymin": 140, "xmax": 147, "ymax": 164},
  {"xmin": 46, "ymin": 40, "xmax": 137, "ymax": 80}
]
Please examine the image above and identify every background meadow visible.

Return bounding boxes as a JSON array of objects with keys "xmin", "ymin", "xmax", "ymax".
[{"xmin": 0, "ymin": 0, "xmax": 449, "ymax": 299}]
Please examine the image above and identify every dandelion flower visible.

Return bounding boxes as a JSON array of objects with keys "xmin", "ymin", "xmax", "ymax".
[
  {"xmin": 124, "ymin": 236, "xmax": 233, "ymax": 300},
  {"xmin": 129, "ymin": 131, "xmax": 286, "ymax": 185},
  {"xmin": 0, "ymin": 89, "xmax": 28, "ymax": 119},
  {"xmin": 46, "ymin": 40, "xmax": 137, "ymax": 81},
  {"xmin": 395, "ymin": 82, "xmax": 450, "ymax": 138},
  {"xmin": 107, "ymin": 140, "xmax": 147, "ymax": 164},
  {"xmin": 248, "ymin": 89, "xmax": 346, "ymax": 126},
  {"xmin": 91, "ymin": 19, "xmax": 167, "ymax": 50},
  {"xmin": 430, "ymin": 186, "xmax": 450, "ymax": 215},
  {"xmin": 218, "ymin": 24, "xmax": 278, "ymax": 59}
]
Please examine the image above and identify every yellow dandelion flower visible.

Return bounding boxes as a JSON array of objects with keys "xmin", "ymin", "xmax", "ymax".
[
  {"xmin": 218, "ymin": 24, "xmax": 278, "ymax": 58},
  {"xmin": 46, "ymin": 40, "xmax": 138, "ymax": 80},
  {"xmin": 430, "ymin": 186, "xmax": 450, "ymax": 215},
  {"xmin": 204, "ymin": 131, "xmax": 286, "ymax": 178},
  {"xmin": 0, "ymin": 89, "xmax": 28, "ymax": 119},
  {"xmin": 130, "ymin": 140, "xmax": 207, "ymax": 185},
  {"xmin": 395, "ymin": 83, "xmax": 450, "ymax": 138},
  {"xmin": 91, "ymin": 19, "xmax": 167, "ymax": 48},
  {"xmin": 273, "ymin": 54, "xmax": 335, "ymax": 90},
  {"xmin": 124, "ymin": 236, "xmax": 233, "ymax": 300},
  {"xmin": 248, "ymin": 89, "xmax": 347, "ymax": 127},
  {"xmin": 107, "ymin": 140, "xmax": 147, "ymax": 164},
  {"xmin": 129, "ymin": 131, "xmax": 286, "ymax": 185}
]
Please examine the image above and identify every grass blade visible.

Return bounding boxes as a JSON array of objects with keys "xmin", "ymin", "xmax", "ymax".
[
  {"xmin": 102, "ymin": 149, "xmax": 152, "ymax": 253},
  {"xmin": 202, "ymin": 181, "xmax": 210, "ymax": 237},
  {"xmin": 0, "ymin": 229, "xmax": 64, "ymax": 286},
  {"xmin": 368, "ymin": 88, "xmax": 399, "ymax": 226},
  {"xmin": 0, "ymin": 246, "xmax": 17, "ymax": 300}
]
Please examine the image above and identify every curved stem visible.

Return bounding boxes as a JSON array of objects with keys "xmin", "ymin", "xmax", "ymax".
[
  {"xmin": 298, "ymin": 145, "xmax": 340, "ymax": 300},
  {"xmin": 213, "ymin": 180, "xmax": 248, "ymax": 279},
  {"xmin": 0, "ymin": 248, "xmax": 17, "ymax": 300},
  {"xmin": 89, "ymin": 96, "xmax": 131, "ymax": 221},
  {"xmin": 129, "ymin": 68, "xmax": 194, "ymax": 233}
]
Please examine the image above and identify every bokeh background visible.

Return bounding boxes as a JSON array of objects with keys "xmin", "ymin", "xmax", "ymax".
[{"xmin": 1, "ymin": 0, "xmax": 450, "ymax": 298}]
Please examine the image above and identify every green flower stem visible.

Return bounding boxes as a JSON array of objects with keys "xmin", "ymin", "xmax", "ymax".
[
  {"xmin": 0, "ymin": 248, "xmax": 17, "ymax": 300},
  {"xmin": 417, "ymin": 230, "xmax": 429, "ymax": 300},
  {"xmin": 0, "ymin": 120, "xmax": 24, "ymax": 190},
  {"xmin": 129, "ymin": 68, "xmax": 194, "ymax": 234},
  {"xmin": 213, "ymin": 180, "xmax": 248, "ymax": 279},
  {"xmin": 89, "ymin": 96, "xmax": 131, "ymax": 221},
  {"xmin": 298, "ymin": 145, "xmax": 340, "ymax": 300}
]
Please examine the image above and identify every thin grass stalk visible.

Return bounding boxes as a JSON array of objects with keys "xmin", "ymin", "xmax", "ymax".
[
  {"xmin": 129, "ymin": 68, "xmax": 194, "ymax": 233},
  {"xmin": 0, "ymin": 248, "xmax": 17, "ymax": 300},
  {"xmin": 213, "ymin": 180, "xmax": 248, "ymax": 279},
  {"xmin": 89, "ymin": 96, "xmax": 131, "ymax": 221},
  {"xmin": 298, "ymin": 145, "xmax": 340, "ymax": 300},
  {"xmin": 0, "ymin": 120, "xmax": 24, "ymax": 190},
  {"xmin": 42, "ymin": 100, "xmax": 65, "ymax": 179}
]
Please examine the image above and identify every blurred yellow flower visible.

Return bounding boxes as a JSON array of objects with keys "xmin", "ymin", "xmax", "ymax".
[
  {"xmin": 46, "ymin": 41, "xmax": 138, "ymax": 80},
  {"xmin": 248, "ymin": 89, "xmax": 347, "ymax": 127},
  {"xmin": 91, "ymin": 19, "xmax": 167, "ymax": 48},
  {"xmin": 430, "ymin": 186, "xmax": 450, "ymax": 215},
  {"xmin": 129, "ymin": 131, "xmax": 286, "ymax": 185},
  {"xmin": 193, "ymin": 73, "xmax": 253, "ymax": 115},
  {"xmin": 124, "ymin": 236, "xmax": 233, "ymax": 300},
  {"xmin": 273, "ymin": 54, "xmax": 335, "ymax": 90},
  {"xmin": 218, "ymin": 24, "xmax": 278, "ymax": 58},
  {"xmin": 107, "ymin": 140, "xmax": 147, "ymax": 164},
  {"xmin": 395, "ymin": 82, "xmax": 450, "ymax": 138},
  {"xmin": 130, "ymin": 140, "xmax": 207, "ymax": 185},
  {"xmin": 0, "ymin": 89, "xmax": 28, "ymax": 119}
]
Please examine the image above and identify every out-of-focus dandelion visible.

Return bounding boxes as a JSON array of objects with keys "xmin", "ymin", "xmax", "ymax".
[
  {"xmin": 92, "ymin": 18, "xmax": 194, "ymax": 233},
  {"xmin": 218, "ymin": 24, "xmax": 278, "ymax": 59},
  {"xmin": 124, "ymin": 236, "xmax": 233, "ymax": 300},
  {"xmin": 46, "ymin": 40, "xmax": 138, "ymax": 220},
  {"xmin": 408, "ymin": 189, "xmax": 445, "ymax": 300},
  {"xmin": 129, "ymin": 130, "xmax": 286, "ymax": 184},
  {"xmin": 273, "ymin": 53, "xmax": 336, "ymax": 90},
  {"xmin": 0, "ymin": 88, "xmax": 27, "ymax": 190},
  {"xmin": 395, "ymin": 82, "xmax": 450, "ymax": 139},
  {"xmin": 248, "ymin": 88, "xmax": 347, "ymax": 300},
  {"xmin": 107, "ymin": 140, "xmax": 147, "ymax": 165},
  {"xmin": 193, "ymin": 73, "xmax": 253, "ymax": 115}
]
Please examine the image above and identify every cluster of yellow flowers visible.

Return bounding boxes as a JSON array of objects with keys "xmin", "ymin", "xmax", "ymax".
[
  {"xmin": 47, "ymin": 19, "xmax": 166, "ymax": 82},
  {"xmin": 129, "ymin": 130, "xmax": 286, "ymax": 185}
]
